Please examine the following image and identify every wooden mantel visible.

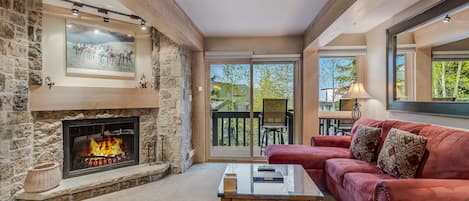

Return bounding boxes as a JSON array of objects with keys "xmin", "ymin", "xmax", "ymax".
[{"xmin": 30, "ymin": 86, "xmax": 159, "ymax": 111}]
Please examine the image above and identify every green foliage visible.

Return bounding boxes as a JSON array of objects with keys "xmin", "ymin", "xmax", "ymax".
[
  {"xmin": 319, "ymin": 57, "xmax": 357, "ymax": 111},
  {"xmin": 253, "ymin": 64, "xmax": 294, "ymax": 111},
  {"xmin": 432, "ymin": 61, "xmax": 469, "ymax": 102},
  {"xmin": 211, "ymin": 64, "xmax": 250, "ymax": 111},
  {"xmin": 210, "ymin": 63, "xmax": 294, "ymax": 112}
]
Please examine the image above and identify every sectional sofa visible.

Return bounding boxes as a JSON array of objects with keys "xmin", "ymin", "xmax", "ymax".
[{"xmin": 266, "ymin": 118, "xmax": 469, "ymax": 201}]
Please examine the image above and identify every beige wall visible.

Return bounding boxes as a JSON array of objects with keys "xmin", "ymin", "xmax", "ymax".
[
  {"xmin": 302, "ymin": 49, "xmax": 319, "ymax": 144},
  {"xmin": 205, "ymin": 36, "xmax": 303, "ymax": 54},
  {"xmin": 326, "ymin": 33, "xmax": 367, "ymax": 47},
  {"xmin": 42, "ymin": 14, "xmax": 152, "ymax": 88},
  {"xmin": 364, "ymin": 0, "xmax": 469, "ymax": 129},
  {"xmin": 191, "ymin": 51, "xmax": 207, "ymax": 162}
]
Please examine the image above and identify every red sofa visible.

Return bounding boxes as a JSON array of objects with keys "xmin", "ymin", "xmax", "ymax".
[{"xmin": 266, "ymin": 118, "xmax": 469, "ymax": 201}]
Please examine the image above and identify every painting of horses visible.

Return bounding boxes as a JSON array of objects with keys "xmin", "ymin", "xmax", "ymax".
[{"xmin": 66, "ymin": 21, "xmax": 136, "ymax": 78}]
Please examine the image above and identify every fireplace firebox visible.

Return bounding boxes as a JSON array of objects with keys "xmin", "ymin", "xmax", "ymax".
[{"xmin": 63, "ymin": 117, "xmax": 139, "ymax": 178}]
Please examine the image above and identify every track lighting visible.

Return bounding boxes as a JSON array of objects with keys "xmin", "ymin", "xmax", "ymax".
[
  {"xmin": 103, "ymin": 12, "xmax": 110, "ymax": 23},
  {"xmin": 65, "ymin": 0, "xmax": 148, "ymax": 31},
  {"xmin": 140, "ymin": 19, "xmax": 147, "ymax": 30},
  {"xmin": 71, "ymin": 3, "xmax": 80, "ymax": 16},
  {"xmin": 443, "ymin": 14, "xmax": 451, "ymax": 23}
]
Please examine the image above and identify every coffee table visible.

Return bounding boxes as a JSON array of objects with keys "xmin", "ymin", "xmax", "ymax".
[{"xmin": 217, "ymin": 163, "xmax": 324, "ymax": 201}]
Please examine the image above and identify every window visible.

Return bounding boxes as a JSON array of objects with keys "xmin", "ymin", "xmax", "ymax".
[
  {"xmin": 395, "ymin": 54, "xmax": 407, "ymax": 100},
  {"xmin": 432, "ymin": 60, "xmax": 469, "ymax": 102},
  {"xmin": 319, "ymin": 56, "xmax": 357, "ymax": 111}
]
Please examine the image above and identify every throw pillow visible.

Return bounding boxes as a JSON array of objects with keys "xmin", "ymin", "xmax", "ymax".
[
  {"xmin": 377, "ymin": 128, "xmax": 428, "ymax": 178},
  {"xmin": 350, "ymin": 125, "xmax": 382, "ymax": 162}
]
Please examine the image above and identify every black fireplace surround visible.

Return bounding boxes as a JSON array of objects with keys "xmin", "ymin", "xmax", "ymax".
[{"xmin": 63, "ymin": 117, "xmax": 139, "ymax": 178}]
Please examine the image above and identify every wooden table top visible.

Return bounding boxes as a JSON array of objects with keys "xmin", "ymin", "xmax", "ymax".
[
  {"xmin": 318, "ymin": 111, "xmax": 353, "ymax": 120},
  {"xmin": 217, "ymin": 163, "xmax": 324, "ymax": 201}
]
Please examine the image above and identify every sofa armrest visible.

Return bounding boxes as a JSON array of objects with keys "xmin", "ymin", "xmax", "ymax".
[
  {"xmin": 310, "ymin": 136, "xmax": 351, "ymax": 148},
  {"xmin": 376, "ymin": 179, "xmax": 469, "ymax": 201}
]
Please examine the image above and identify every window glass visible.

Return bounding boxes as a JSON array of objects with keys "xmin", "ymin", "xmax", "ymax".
[
  {"xmin": 432, "ymin": 60, "xmax": 469, "ymax": 102},
  {"xmin": 319, "ymin": 57, "xmax": 357, "ymax": 111}
]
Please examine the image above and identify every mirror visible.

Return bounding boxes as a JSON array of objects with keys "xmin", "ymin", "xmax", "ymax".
[
  {"xmin": 395, "ymin": 6, "xmax": 469, "ymax": 102},
  {"xmin": 387, "ymin": 0, "xmax": 469, "ymax": 117}
]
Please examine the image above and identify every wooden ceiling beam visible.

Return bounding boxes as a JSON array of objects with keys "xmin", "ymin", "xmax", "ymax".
[
  {"xmin": 304, "ymin": 0, "xmax": 417, "ymax": 50},
  {"xmin": 303, "ymin": 0, "xmax": 356, "ymax": 50},
  {"xmin": 120, "ymin": 0, "xmax": 204, "ymax": 51}
]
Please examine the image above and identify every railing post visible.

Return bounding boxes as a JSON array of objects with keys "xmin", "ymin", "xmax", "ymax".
[
  {"xmin": 221, "ymin": 118, "xmax": 224, "ymax": 146},
  {"xmin": 235, "ymin": 118, "xmax": 239, "ymax": 146},
  {"xmin": 228, "ymin": 118, "xmax": 231, "ymax": 146},
  {"xmin": 212, "ymin": 113, "xmax": 218, "ymax": 146},
  {"xmin": 288, "ymin": 113, "xmax": 294, "ymax": 144},
  {"xmin": 243, "ymin": 118, "xmax": 246, "ymax": 146}
]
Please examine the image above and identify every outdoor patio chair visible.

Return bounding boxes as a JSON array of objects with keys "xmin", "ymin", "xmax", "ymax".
[{"xmin": 259, "ymin": 98, "xmax": 288, "ymax": 155}]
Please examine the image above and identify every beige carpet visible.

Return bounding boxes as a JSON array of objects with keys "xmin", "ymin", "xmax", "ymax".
[{"xmin": 85, "ymin": 163, "xmax": 335, "ymax": 201}]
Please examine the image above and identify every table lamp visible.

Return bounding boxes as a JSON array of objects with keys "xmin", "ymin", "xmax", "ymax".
[{"xmin": 344, "ymin": 82, "xmax": 371, "ymax": 121}]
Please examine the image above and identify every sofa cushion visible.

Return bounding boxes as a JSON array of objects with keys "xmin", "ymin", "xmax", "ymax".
[
  {"xmin": 377, "ymin": 128, "xmax": 428, "ymax": 178},
  {"xmin": 350, "ymin": 125, "xmax": 382, "ymax": 162},
  {"xmin": 326, "ymin": 158, "xmax": 382, "ymax": 186},
  {"xmin": 343, "ymin": 173, "xmax": 394, "ymax": 201},
  {"xmin": 378, "ymin": 120, "xmax": 430, "ymax": 152},
  {"xmin": 418, "ymin": 126, "xmax": 469, "ymax": 179},
  {"xmin": 266, "ymin": 144, "xmax": 351, "ymax": 169},
  {"xmin": 351, "ymin": 118, "xmax": 383, "ymax": 137},
  {"xmin": 311, "ymin": 136, "xmax": 351, "ymax": 148}
]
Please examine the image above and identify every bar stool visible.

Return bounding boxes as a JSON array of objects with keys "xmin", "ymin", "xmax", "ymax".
[{"xmin": 259, "ymin": 99, "xmax": 288, "ymax": 156}]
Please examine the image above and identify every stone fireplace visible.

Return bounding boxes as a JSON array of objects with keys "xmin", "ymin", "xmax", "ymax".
[
  {"xmin": 62, "ymin": 117, "xmax": 140, "ymax": 178},
  {"xmin": 1, "ymin": 0, "xmax": 193, "ymax": 199}
]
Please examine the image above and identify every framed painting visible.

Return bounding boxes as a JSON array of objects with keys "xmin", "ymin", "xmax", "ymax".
[{"xmin": 66, "ymin": 20, "xmax": 136, "ymax": 79}]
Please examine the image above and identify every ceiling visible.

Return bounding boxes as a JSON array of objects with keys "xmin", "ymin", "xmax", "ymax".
[
  {"xmin": 43, "ymin": 0, "xmax": 422, "ymax": 38},
  {"xmin": 175, "ymin": 0, "xmax": 328, "ymax": 37},
  {"xmin": 43, "ymin": 0, "xmax": 139, "ymax": 24},
  {"xmin": 344, "ymin": 0, "xmax": 421, "ymax": 33}
]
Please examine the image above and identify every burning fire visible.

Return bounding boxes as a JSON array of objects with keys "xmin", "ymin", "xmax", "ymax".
[
  {"xmin": 88, "ymin": 136, "xmax": 124, "ymax": 157},
  {"xmin": 77, "ymin": 135, "xmax": 129, "ymax": 168}
]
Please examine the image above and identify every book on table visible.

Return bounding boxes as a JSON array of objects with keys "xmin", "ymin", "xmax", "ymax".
[{"xmin": 253, "ymin": 171, "xmax": 284, "ymax": 183}]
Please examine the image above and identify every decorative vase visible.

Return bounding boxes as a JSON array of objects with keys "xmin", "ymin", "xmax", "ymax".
[{"xmin": 24, "ymin": 162, "xmax": 61, "ymax": 193}]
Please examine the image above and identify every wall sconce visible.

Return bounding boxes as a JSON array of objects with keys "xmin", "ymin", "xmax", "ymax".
[{"xmin": 45, "ymin": 76, "xmax": 55, "ymax": 89}]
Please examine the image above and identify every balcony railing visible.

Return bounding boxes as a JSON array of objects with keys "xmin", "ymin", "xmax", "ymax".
[{"xmin": 211, "ymin": 111, "xmax": 294, "ymax": 147}]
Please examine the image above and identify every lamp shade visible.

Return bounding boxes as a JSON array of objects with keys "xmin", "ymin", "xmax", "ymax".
[{"xmin": 344, "ymin": 82, "xmax": 371, "ymax": 99}]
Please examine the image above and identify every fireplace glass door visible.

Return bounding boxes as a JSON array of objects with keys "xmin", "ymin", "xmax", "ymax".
[{"xmin": 63, "ymin": 117, "xmax": 139, "ymax": 178}]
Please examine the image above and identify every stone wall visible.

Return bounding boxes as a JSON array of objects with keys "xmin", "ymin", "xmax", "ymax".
[
  {"xmin": 0, "ymin": 0, "xmax": 42, "ymax": 200},
  {"xmin": 151, "ymin": 29, "xmax": 193, "ymax": 173},
  {"xmin": 0, "ymin": 2, "xmax": 193, "ymax": 200}
]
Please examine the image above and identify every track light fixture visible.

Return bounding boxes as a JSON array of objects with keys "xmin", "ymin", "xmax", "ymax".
[
  {"xmin": 140, "ymin": 19, "xmax": 147, "ymax": 30},
  {"xmin": 71, "ymin": 3, "xmax": 81, "ymax": 16},
  {"xmin": 103, "ymin": 12, "xmax": 110, "ymax": 23},
  {"xmin": 65, "ymin": 0, "xmax": 148, "ymax": 31},
  {"xmin": 443, "ymin": 14, "xmax": 451, "ymax": 23},
  {"xmin": 97, "ymin": 9, "xmax": 110, "ymax": 23}
]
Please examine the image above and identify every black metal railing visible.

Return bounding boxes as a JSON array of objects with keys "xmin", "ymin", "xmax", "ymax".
[{"xmin": 211, "ymin": 111, "xmax": 293, "ymax": 146}]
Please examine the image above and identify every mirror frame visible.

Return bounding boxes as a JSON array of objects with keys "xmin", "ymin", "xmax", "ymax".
[{"xmin": 386, "ymin": 0, "xmax": 469, "ymax": 117}]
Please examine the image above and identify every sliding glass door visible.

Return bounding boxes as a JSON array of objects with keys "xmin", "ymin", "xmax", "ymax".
[
  {"xmin": 252, "ymin": 63, "xmax": 294, "ymax": 157},
  {"xmin": 209, "ymin": 62, "xmax": 295, "ymax": 159},
  {"xmin": 210, "ymin": 63, "xmax": 252, "ymax": 158}
]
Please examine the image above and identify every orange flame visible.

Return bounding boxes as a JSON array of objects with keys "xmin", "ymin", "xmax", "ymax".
[{"xmin": 87, "ymin": 136, "xmax": 124, "ymax": 157}]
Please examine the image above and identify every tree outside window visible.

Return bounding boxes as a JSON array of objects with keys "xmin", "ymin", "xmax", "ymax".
[{"xmin": 319, "ymin": 57, "xmax": 357, "ymax": 111}]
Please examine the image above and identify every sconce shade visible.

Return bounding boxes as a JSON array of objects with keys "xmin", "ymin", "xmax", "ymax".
[{"xmin": 344, "ymin": 82, "xmax": 371, "ymax": 99}]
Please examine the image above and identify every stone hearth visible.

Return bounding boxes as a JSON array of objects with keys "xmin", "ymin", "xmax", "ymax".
[{"xmin": 15, "ymin": 163, "xmax": 170, "ymax": 201}]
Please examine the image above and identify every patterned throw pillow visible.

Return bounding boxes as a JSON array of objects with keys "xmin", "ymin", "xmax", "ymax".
[
  {"xmin": 377, "ymin": 128, "xmax": 428, "ymax": 178},
  {"xmin": 350, "ymin": 125, "xmax": 382, "ymax": 162}
]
